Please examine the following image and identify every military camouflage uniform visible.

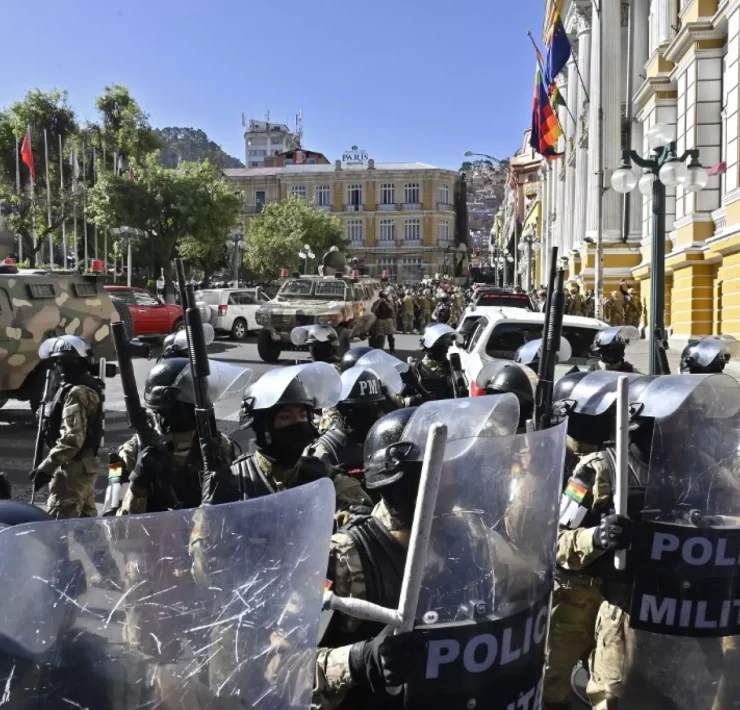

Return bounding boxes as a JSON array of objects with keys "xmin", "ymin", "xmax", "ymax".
[
  {"xmin": 36, "ymin": 382, "xmax": 102, "ymax": 519},
  {"xmin": 603, "ymin": 293, "xmax": 625, "ymax": 327},
  {"xmin": 418, "ymin": 295, "xmax": 432, "ymax": 330},
  {"xmin": 314, "ymin": 500, "xmax": 409, "ymax": 710},
  {"xmin": 400, "ymin": 295, "xmax": 415, "ymax": 333},
  {"xmin": 567, "ymin": 286, "xmax": 586, "ymax": 317}
]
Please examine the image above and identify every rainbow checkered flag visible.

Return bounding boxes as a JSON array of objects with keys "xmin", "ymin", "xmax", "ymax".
[{"xmin": 530, "ymin": 65, "xmax": 562, "ymax": 159}]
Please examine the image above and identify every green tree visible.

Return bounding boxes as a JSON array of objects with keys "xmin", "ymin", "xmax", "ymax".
[
  {"xmin": 0, "ymin": 90, "xmax": 80, "ymax": 266},
  {"xmin": 245, "ymin": 196, "xmax": 346, "ymax": 281},
  {"xmin": 88, "ymin": 156, "xmax": 241, "ymax": 298},
  {"xmin": 155, "ymin": 127, "xmax": 243, "ymax": 169}
]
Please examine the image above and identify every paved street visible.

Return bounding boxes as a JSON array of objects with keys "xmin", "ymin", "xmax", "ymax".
[{"xmin": 0, "ymin": 333, "xmax": 424, "ymax": 507}]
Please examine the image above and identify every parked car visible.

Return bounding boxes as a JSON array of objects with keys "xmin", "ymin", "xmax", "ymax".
[
  {"xmin": 469, "ymin": 287, "xmax": 534, "ymax": 311},
  {"xmin": 195, "ymin": 287, "xmax": 270, "ymax": 340},
  {"xmin": 104, "ymin": 286, "xmax": 183, "ymax": 338},
  {"xmin": 451, "ymin": 306, "xmax": 607, "ymax": 386}
]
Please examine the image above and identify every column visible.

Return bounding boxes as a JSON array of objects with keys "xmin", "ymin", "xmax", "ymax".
[
  {"xmin": 585, "ymin": 0, "xmax": 622, "ymax": 240},
  {"xmin": 563, "ymin": 56, "xmax": 579, "ymax": 251},
  {"xmin": 541, "ymin": 163, "xmax": 550, "ymax": 281},
  {"xmin": 573, "ymin": 12, "xmax": 592, "ymax": 247},
  {"xmin": 629, "ymin": 0, "xmax": 650, "ymax": 237},
  {"xmin": 723, "ymin": 9, "xmax": 740, "ymax": 197},
  {"xmin": 656, "ymin": 0, "xmax": 675, "ymax": 49}
]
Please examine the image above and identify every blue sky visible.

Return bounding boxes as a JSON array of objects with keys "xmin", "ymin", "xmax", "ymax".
[{"xmin": 4, "ymin": 0, "xmax": 544, "ymax": 170}]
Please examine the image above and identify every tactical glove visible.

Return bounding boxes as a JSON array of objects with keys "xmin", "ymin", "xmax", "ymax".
[
  {"xmin": 29, "ymin": 467, "xmax": 51, "ymax": 491},
  {"xmin": 201, "ymin": 461, "xmax": 241, "ymax": 506},
  {"xmin": 349, "ymin": 628, "xmax": 420, "ymax": 692},
  {"xmin": 130, "ymin": 445, "xmax": 170, "ymax": 492},
  {"xmin": 593, "ymin": 512, "xmax": 634, "ymax": 551}
]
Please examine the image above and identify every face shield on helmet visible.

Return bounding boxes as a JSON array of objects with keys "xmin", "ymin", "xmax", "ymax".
[
  {"xmin": 355, "ymin": 348, "xmax": 410, "ymax": 374},
  {"xmin": 514, "ymin": 336, "xmax": 572, "ymax": 369},
  {"xmin": 472, "ymin": 361, "xmax": 536, "ymax": 426},
  {"xmin": 680, "ymin": 336, "xmax": 740, "ymax": 374},
  {"xmin": 421, "ymin": 323, "xmax": 463, "ymax": 360},
  {"xmin": 161, "ymin": 323, "xmax": 215, "ymax": 359},
  {"xmin": 590, "ymin": 325, "xmax": 639, "ymax": 363},
  {"xmin": 340, "ymin": 346, "xmax": 375, "ymax": 373},
  {"xmin": 39, "ymin": 335, "xmax": 93, "ymax": 362}
]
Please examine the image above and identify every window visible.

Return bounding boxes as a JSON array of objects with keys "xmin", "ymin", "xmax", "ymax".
[
  {"xmin": 229, "ymin": 292, "xmax": 256, "ymax": 305},
  {"xmin": 439, "ymin": 220, "xmax": 450, "ymax": 242},
  {"xmin": 347, "ymin": 184, "xmax": 363, "ymax": 207},
  {"xmin": 484, "ymin": 323, "xmax": 598, "ymax": 361},
  {"xmin": 315, "ymin": 281, "xmax": 348, "ymax": 298},
  {"xmin": 315, "ymin": 185, "xmax": 331, "ymax": 206},
  {"xmin": 291, "ymin": 185, "xmax": 306, "ymax": 199},
  {"xmin": 379, "ymin": 183, "xmax": 395, "ymax": 205},
  {"xmin": 467, "ymin": 318, "xmax": 490, "ymax": 353},
  {"xmin": 439, "ymin": 184, "xmax": 450, "ymax": 204},
  {"xmin": 404, "ymin": 218, "xmax": 421, "ymax": 242},
  {"xmin": 307, "ymin": 158, "xmax": 317, "ymax": 164},
  {"xmin": 109, "ymin": 289, "xmax": 135, "ymax": 305},
  {"xmin": 134, "ymin": 290, "xmax": 160, "ymax": 307},
  {"xmin": 249, "ymin": 161, "xmax": 260, "ymax": 168},
  {"xmin": 377, "ymin": 257, "xmax": 397, "ymax": 280},
  {"xmin": 379, "ymin": 219, "xmax": 396, "ymax": 242},
  {"xmin": 404, "ymin": 182, "xmax": 420, "ymax": 204},
  {"xmin": 400, "ymin": 257, "xmax": 422, "ymax": 281},
  {"xmin": 347, "ymin": 219, "xmax": 364, "ymax": 244}
]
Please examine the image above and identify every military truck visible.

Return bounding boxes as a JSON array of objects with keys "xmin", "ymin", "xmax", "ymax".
[
  {"xmin": 254, "ymin": 249, "xmax": 381, "ymax": 363},
  {"xmin": 0, "ymin": 231, "xmax": 119, "ymax": 412}
]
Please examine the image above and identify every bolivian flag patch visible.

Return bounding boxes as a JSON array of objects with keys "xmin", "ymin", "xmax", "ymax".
[
  {"xmin": 108, "ymin": 462, "xmax": 123, "ymax": 480},
  {"xmin": 565, "ymin": 478, "xmax": 588, "ymax": 504}
]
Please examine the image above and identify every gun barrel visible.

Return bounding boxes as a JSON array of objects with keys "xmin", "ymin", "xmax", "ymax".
[
  {"xmin": 112, "ymin": 321, "xmax": 149, "ymax": 438},
  {"xmin": 32, "ymin": 367, "xmax": 54, "ymax": 469}
]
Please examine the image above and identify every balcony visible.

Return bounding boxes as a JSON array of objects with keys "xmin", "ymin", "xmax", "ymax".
[
  {"xmin": 243, "ymin": 203, "xmax": 265, "ymax": 214},
  {"xmin": 437, "ymin": 202, "xmax": 454, "ymax": 212},
  {"xmin": 378, "ymin": 202, "xmax": 397, "ymax": 211},
  {"xmin": 315, "ymin": 204, "xmax": 333, "ymax": 212},
  {"xmin": 402, "ymin": 239, "xmax": 422, "ymax": 247},
  {"xmin": 402, "ymin": 202, "xmax": 423, "ymax": 211},
  {"xmin": 344, "ymin": 203, "xmax": 365, "ymax": 212}
]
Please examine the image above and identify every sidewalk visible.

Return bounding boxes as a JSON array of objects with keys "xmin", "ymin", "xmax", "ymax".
[{"xmin": 625, "ymin": 338, "xmax": 681, "ymax": 374}]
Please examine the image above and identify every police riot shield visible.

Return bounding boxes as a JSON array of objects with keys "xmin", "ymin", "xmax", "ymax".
[
  {"xmin": 620, "ymin": 374, "xmax": 740, "ymax": 709},
  {"xmin": 568, "ymin": 369, "xmax": 642, "ymax": 415},
  {"xmin": 356, "ymin": 348, "xmax": 410, "ymax": 374},
  {"xmin": 173, "ymin": 358, "xmax": 252, "ymax": 405},
  {"xmin": 0, "ymin": 479, "xmax": 335, "ymax": 710},
  {"xmin": 385, "ymin": 420, "xmax": 568, "ymax": 709}
]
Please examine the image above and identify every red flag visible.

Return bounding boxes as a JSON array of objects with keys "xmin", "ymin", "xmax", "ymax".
[
  {"xmin": 20, "ymin": 128, "xmax": 35, "ymax": 181},
  {"xmin": 707, "ymin": 161, "xmax": 727, "ymax": 176}
]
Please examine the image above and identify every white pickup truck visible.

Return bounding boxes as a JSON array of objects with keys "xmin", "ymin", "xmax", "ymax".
[{"xmin": 450, "ymin": 305, "xmax": 608, "ymax": 386}]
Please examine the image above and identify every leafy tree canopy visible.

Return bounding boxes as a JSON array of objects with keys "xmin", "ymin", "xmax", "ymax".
[
  {"xmin": 156, "ymin": 127, "xmax": 243, "ymax": 169},
  {"xmin": 245, "ymin": 196, "xmax": 346, "ymax": 281}
]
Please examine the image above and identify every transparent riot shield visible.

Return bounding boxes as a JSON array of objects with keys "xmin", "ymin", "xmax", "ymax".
[
  {"xmin": 620, "ymin": 375, "xmax": 740, "ymax": 709},
  {"xmin": 385, "ymin": 421, "xmax": 567, "ymax": 709},
  {"xmin": 0, "ymin": 479, "xmax": 335, "ymax": 710},
  {"xmin": 173, "ymin": 358, "xmax": 252, "ymax": 405},
  {"xmin": 356, "ymin": 348, "xmax": 410, "ymax": 374}
]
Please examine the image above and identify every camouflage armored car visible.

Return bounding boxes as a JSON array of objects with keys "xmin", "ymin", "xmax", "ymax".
[
  {"xmin": 254, "ymin": 274, "xmax": 381, "ymax": 362},
  {"xmin": 0, "ymin": 232, "xmax": 119, "ymax": 412}
]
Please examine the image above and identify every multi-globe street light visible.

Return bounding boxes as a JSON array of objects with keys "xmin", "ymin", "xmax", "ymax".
[
  {"xmin": 225, "ymin": 229, "xmax": 246, "ymax": 286},
  {"xmin": 610, "ymin": 122, "xmax": 708, "ymax": 374}
]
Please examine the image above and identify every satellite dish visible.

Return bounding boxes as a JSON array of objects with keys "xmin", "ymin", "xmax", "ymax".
[{"xmin": 321, "ymin": 248, "xmax": 348, "ymax": 276}]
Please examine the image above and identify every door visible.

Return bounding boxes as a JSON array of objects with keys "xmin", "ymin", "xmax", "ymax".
[{"xmin": 133, "ymin": 289, "xmax": 165, "ymax": 334}]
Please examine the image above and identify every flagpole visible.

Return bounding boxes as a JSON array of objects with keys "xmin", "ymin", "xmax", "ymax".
[
  {"xmin": 72, "ymin": 145, "xmax": 78, "ymax": 271},
  {"xmin": 82, "ymin": 139, "xmax": 88, "ymax": 271},
  {"xmin": 43, "ymin": 130, "xmax": 53, "ymax": 267},
  {"xmin": 527, "ymin": 31, "xmax": 576, "ymax": 129},
  {"xmin": 14, "ymin": 130, "xmax": 22, "ymax": 263},
  {"xmin": 59, "ymin": 133, "xmax": 67, "ymax": 269},
  {"xmin": 92, "ymin": 146, "xmax": 98, "ymax": 261},
  {"xmin": 27, "ymin": 127, "xmax": 37, "ymax": 267},
  {"xmin": 102, "ymin": 144, "xmax": 107, "ymax": 277}
]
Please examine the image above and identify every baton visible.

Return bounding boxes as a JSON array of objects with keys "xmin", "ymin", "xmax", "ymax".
[{"xmin": 614, "ymin": 376, "xmax": 629, "ymax": 571}]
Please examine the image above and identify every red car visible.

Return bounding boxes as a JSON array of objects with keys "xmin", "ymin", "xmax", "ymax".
[{"xmin": 104, "ymin": 286, "xmax": 183, "ymax": 338}]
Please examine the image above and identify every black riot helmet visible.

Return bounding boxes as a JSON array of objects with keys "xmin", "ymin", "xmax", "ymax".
[
  {"xmin": 340, "ymin": 346, "xmax": 374, "ymax": 373},
  {"xmin": 337, "ymin": 367, "xmax": 387, "ymax": 435},
  {"xmin": 421, "ymin": 323, "xmax": 461, "ymax": 360},
  {"xmin": 363, "ymin": 407, "xmax": 420, "ymax": 490},
  {"xmin": 552, "ymin": 370, "xmax": 611, "ymax": 445},
  {"xmin": 143, "ymin": 357, "xmax": 197, "ymax": 432},
  {"xmin": 475, "ymin": 362, "xmax": 535, "ymax": 428},
  {"xmin": 680, "ymin": 336, "xmax": 739, "ymax": 374},
  {"xmin": 39, "ymin": 335, "xmax": 94, "ymax": 382},
  {"xmin": 591, "ymin": 326, "xmax": 639, "ymax": 364}
]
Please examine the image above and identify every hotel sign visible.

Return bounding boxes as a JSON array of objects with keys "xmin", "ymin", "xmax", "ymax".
[{"xmin": 342, "ymin": 145, "xmax": 369, "ymax": 166}]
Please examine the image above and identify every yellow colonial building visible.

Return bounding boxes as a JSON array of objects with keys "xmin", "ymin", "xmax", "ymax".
[
  {"xmin": 539, "ymin": 0, "xmax": 740, "ymax": 345},
  {"xmin": 222, "ymin": 158, "xmax": 459, "ymax": 282}
]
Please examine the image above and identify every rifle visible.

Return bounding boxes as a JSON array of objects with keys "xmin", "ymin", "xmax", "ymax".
[
  {"xmin": 174, "ymin": 258, "xmax": 225, "ymax": 496},
  {"xmin": 534, "ymin": 247, "xmax": 565, "ymax": 430},
  {"xmin": 654, "ymin": 328, "xmax": 671, "ymax": 374},
  {"xmin": 30, "ymin": 367, "xmax": 55, "ymax": 506},
  {"xmin": 448, "ymin": 352, "xmax": 469, "ymax": 398},
  {"xmin": 105, "ymin": 321, "xmax": 176, "ymax": 515}
]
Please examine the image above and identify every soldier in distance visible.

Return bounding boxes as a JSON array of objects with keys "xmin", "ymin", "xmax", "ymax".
[
  {"xmin": 589, "ymin": 325, "xmax": 640, "ymax": 373},
  {"xmin": 407, "ymin": 323, "xmax": 463, "ymax": 401},
  {"xmin": 291, "ymin": 324, "xmax": 342, "ymax": 368}
]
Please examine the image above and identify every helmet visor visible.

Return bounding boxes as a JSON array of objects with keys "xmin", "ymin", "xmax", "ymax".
[
  {"xmin": 170, "ymin": 323, "xmax": 215, "ymax": 351},
  {"xmin": 291, "ymin": 325, "xmax": 337, "ymax": 346},
  {"xmin": 173, "ymin": 360, "xmax": 252, "ymax": 405},
  {"xmin": 421, "ymin": 323, "xmax": 463, "ymax": 349},
  {"xmin": 39, "ymin": 335, "xmax": 91, "ymax": 360},
  {"xmin": 245, "ymin": 361, "xmax": 341, "ymax": 410},
  {"xmin": 355, "ymin": 349, "xmax": 410, "ymax": 374},
  {"xmin": 689, "ymin": 336, "xmax": 740, "ymax": 367}
]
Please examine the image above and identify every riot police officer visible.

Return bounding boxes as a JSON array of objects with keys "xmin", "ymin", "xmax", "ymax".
[
  {"xmin": 340, "ymin": 346, "xmax": 375, "ymax": 372},
  {"xmin": 291, "ymin": 324, "xmax": 341, "ymax": 368},
  {"xmin": 308, "ymin": 365, "xmax": 401, "ymax": 474},
  {"xmin": 589, "ymin": 325, "xmax": 639, "ymax": 373},
  {"xmin": 29, "ymin": 336, "xmax": 104, "ymax": 519},
  {"xmin": 514, "ymin": 335, "xmax": 573, "ymax": 375},
  {"xmin": 207, "ymin": 363, "xmax": 371, "ymax": 525},
  {"xmin": 471, "ymin": 360, "xmax": 536, "ymax": 432},
  {"xmin": 680, "ymin": 334, "xmax": 740, "ymax": 374},
  {"xmin": 114, "ymin": 356, "xmax": 241, "ymax": 515},
  {"xmin": 158, "ymin": 323, "xmax": 215, "ymax": 362},
  {"xmin": 315, "ymin": 406, "xmax": 420, "ymax": 709},
  {"xmin": 408, "ymin": 323, "xmax": 463, "ymax": 401}
]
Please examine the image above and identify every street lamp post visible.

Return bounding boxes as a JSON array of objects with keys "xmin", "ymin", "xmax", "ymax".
[
  {"xmin": 110, "ymin": 226, "xmax": 144, "ymax": 287},
  {"xmin": 298, "ymin": 244, "xmax": 315, "ymax": 275},
  {"xmin": 611, "ymin": 122, "xmax": 709, "ymax": 375},
  {"xmin": 225, "ymin": 230, "xmax": 246, "ymax": 286}
]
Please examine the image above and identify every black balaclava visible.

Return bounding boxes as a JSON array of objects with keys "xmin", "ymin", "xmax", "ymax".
[
  {"xmin": 601, "ymin": 343, "xmax": 626, "ymax": 365},
  {"xmin": 155, "ymin": 402, "xmax": 197, "ymax": 434},
  {"xmin": 258, "ymin": 405, "xmax": 318, "ymax": 466},
  {"xmin": 380, "ymin": 462, "xmax": 423, "ymax": 525},
  {"xmin": 339, "ymin": 403, "xmax": 383, "ymax": 437},
  {"xmin": 55, "ymin": 358, "xmax": 89, "ymax": 385}
]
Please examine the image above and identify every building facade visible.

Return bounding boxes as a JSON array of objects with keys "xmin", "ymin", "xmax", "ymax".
[
  {"xmin": 244, "ymin": 120, "xmax": 301, "ymax": 168},
  {"xmin": 539, "ymin": 0, "xmax": 740, "ymax": 345},
  {"xmin": 222, "ymin": 159, "xmax": 459, "ymax": 280}
]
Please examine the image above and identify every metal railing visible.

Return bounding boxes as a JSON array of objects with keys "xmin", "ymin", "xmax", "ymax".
[{"xmin": 344, "ymin": 203, "xmax": 365, "ymax": 212}]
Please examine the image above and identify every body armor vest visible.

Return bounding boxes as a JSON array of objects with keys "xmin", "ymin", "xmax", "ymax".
[
  {"xmin": 46, "ymin": 375, "xmax": 104, "ymax": 459},
  {"xmin": 316, "ymin": 427, "xmax": 364, "ymax": 471},
  {"xmin": 412, "ymin": 360, "xmax": 454, "ymax": 401},
  {"xmin": 231, "ymin": 453, "xmax": 328, "ymax": 500}
]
